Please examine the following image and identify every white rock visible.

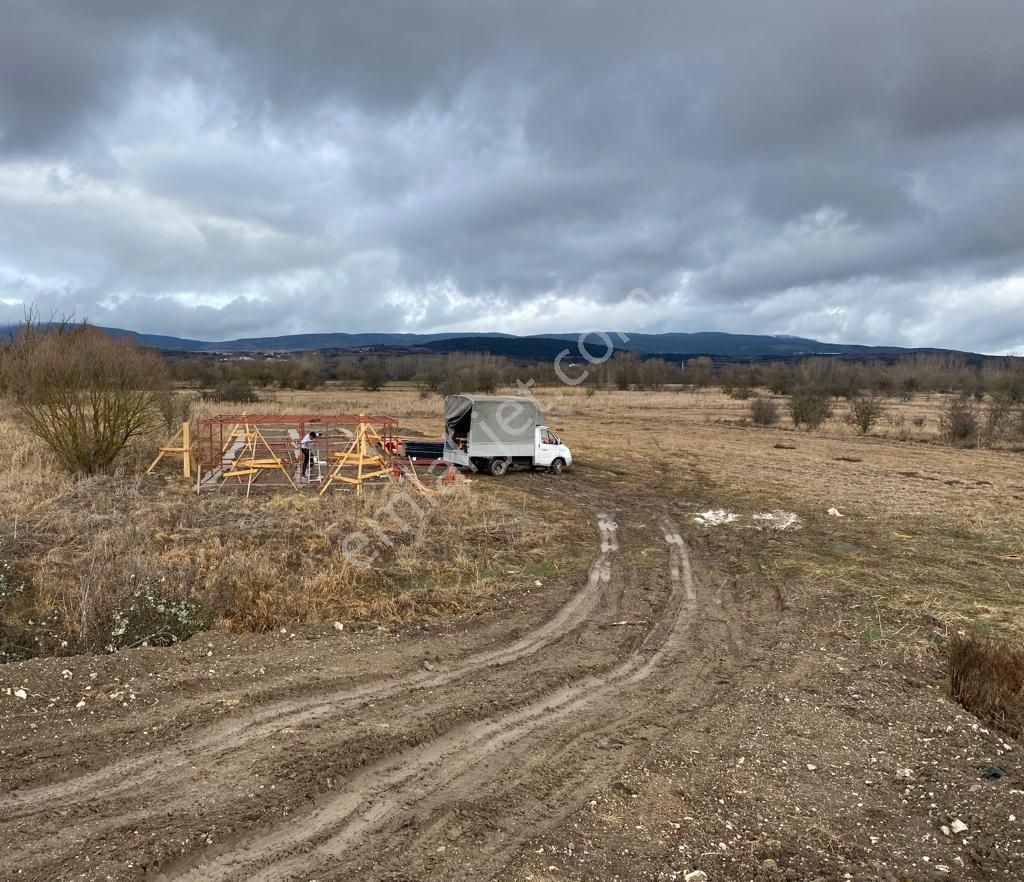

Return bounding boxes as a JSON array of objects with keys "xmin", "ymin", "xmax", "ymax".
[
  {"xmin": 61, "ymin": 670, "xmax": 73, "ymax": 680},
  {"xmin": 827, "ymin": 507, "xmax": 844, "ymax": 517},
  {"xmin": 684, "ymin": 872, "xmax": 709, "ymax": 882},
  {"xmin": 534, "ymin": 580, "xmax": 543, "ymax": 587},
  {"xmin": 950, "ymin": 819, "xmax": 968, "ymax": 834},
  {"xmin": 333, "ymin": 621, "xmax": 344, "ymax": 632},
  {"xmin": 941, "ymin": 825, "xmax": 950, "ymax": 837},
  {"xmin": 896, "ymin": 768, "xmax": 914, "ymax": 779},
  {"xmin": 76, "ymin": 699, "xmax": 86, "ymax": 709},
  {"xmin": 806, "ymin": 763, "xmax": 818, "ymax": 771},
  {"xmin": 13, "ymin": 688, "xmax": 27, "ymax": 700}
]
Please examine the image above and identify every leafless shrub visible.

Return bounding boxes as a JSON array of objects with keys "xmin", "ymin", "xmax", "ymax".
[
  {"xmin": 729, "ymin": 385, "xmax": 752, "ymax": 401},
  {"xmin": 207, "ymin": 378, "xmax": 259, "ymax": 403},
  {"xmin": 750, "ymin": 396, "xmax": 779, "ymax": 426},
  {"xmin": 846, "ymin": 394, "xmax": 885, "ymax": 435},
  {"xmin": 982, "ymin": 390, "xmax": 1019, "ymax": 445},
  {"xmin": 155, "ymin": 390, "xmax": 197, "ymax": 432},
  {"xmin": 1, "ymin": 319, "xmax": 169, "ymax": 474},
  {"xmin": 940, "ymin": 398, "xmax": 979, "ymax": 447},
  {"xmin": 948, "ymin": 635, "xmax": 1024, "ymax": 740},
  {"xmin": 361, "ymin": 358, "xmax": 387, "ymax": 391},
  {"xmin": 789, "ymin": 388, "xmax": 832, "ymax": 430}
]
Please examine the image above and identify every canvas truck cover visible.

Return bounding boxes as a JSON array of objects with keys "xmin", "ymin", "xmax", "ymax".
[{"xmin": 444, "ymin": 395, "xmax": 541, "ymax": 464}]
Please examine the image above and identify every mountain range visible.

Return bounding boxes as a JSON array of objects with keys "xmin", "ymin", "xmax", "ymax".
[{"xmin": 10, "ymin": 325, "xmax": 987, "ymax": 362}]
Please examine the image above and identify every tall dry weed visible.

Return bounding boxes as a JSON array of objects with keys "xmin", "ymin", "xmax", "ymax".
[
  {"xmin": 0, "ymin": 399, "xmax": 559, "ymax": 651},
  {"xmin": 948, "ymin": 635, "xmax": 1024, "ymax": 739}
]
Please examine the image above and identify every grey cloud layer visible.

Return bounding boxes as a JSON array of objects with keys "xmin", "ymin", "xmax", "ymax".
[{"xmin": 1, "ymin": 0, "xmax": 1023, "ymax": 350}]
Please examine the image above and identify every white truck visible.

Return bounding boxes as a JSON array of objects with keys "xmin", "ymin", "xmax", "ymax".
[{"xmin": 443, "ymin": 394, "xmax": 573, "ymax": 476}]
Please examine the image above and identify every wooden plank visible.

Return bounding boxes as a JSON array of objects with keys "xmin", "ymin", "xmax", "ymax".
[{"xmin": 182, "ymin": 421, "xmax": 191, "ymax": 478}]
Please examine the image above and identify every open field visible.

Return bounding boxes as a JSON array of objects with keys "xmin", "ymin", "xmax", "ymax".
[{"xmin": 1, "ymin": 386, "xmax": 1023, "ymax": 881}]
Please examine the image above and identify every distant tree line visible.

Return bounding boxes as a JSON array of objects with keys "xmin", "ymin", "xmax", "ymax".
[
  {"xmin": 7, "ymin": 316, "xmax": 1022, "ymax": 478},
  {"xmin": 4, "ymin": 317, "xmax": 1023, "ymax": 477},
  {"xmin": 166, "ymin": 351, "xmax": 556, "ymax": 398},
  {"xmin": 166, "ymin": 348, "xmax": 1024, "ymax": 404}
]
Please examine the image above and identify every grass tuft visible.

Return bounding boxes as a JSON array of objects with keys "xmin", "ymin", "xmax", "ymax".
[{"xmin": 948, "ymin": 635, "xmax": 1024, "ymax": 739}]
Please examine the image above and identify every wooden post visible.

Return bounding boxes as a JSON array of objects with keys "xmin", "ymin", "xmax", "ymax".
[{"xmin": 181, "ymin": 421, "xmax": 191, "ymax": 479}]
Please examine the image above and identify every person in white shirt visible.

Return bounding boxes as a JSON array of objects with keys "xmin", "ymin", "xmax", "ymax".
[{"xmin": 299, "ymin": 431, "xmax": 321, "ymax": 478}]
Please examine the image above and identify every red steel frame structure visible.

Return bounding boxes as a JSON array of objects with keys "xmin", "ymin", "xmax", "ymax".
[{"xmin": 194, "ymin": 413, "xmax": 399, "ymax": 490}]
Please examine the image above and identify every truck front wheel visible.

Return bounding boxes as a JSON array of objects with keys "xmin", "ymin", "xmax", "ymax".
[
  {"xmin": 550, "ymin": 458, "xmax": 565, "ymax": 475},
  {"xmin": 489, "ymin": 458, "xmax": 509, "ymax": 477}
]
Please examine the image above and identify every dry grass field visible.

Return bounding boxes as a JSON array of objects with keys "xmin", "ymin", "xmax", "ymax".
[
  {"xmin": 3, "ymin": 383, "xmax": 1020, "ymax": 654},
  {"xmin": 540, "ymin": 387, "xmax": 1024, "ymax": 642},
  {"xmin": 203, "ymin": 384, "xmax": 1024, "ymax": 642},
  {"xmin": 3, "ymin": 383, "xmax": 1024, "ymax": 882},
  {"xmin": 0, "ymin": 390, "xmax": 591, "ymax": 657}
]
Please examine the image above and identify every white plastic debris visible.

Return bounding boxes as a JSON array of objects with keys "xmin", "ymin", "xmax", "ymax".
[
  {"xmin": 828, "ymin": 507, "xmax": 844, "ymax": 517},
  {"xmin": 753, "ymin": 511, "xmax": 802, "ymax": 532},
  {"xmin": 333, "ymin": 621, "xmax": 344, "ymax": 632},
  {"xmin": 13, "ymin": 688, "xmax": 27, "ymax": 700},
  {"xmin": 694, "ymin": 509, "xmax": 739, "ymax": 527},
  {"xmin": 61, "ymin": 669, "xmax": 73, "ymax": 680}
]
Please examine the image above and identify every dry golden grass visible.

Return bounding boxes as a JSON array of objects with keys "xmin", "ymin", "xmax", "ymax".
[
  {"xmin": 3, "ymin": 382, "xmax": 1022, "ymax": 655},
  {"xmin": 0, "ymin": 400, "xmax": 589, "ymax": 653},
  {"xmin": 184, "ymin": 384, "xmax": 1024, "ymax": 641},
  {"xmin": 949, "ymin": 635, "xmax": 1024, "ymax": 739},
  {"xmin": 537, "ymin": 386, "xmax": 1023, "ymax": 640}
]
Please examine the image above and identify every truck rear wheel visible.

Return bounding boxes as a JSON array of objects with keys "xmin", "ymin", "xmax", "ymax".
[
  {"xmin": 550, "ymin": 458, "xmax": 565, "ymax": 475},
  {"xmin": 489, "ymin": 458, "xmax": 509, "ymax": 477}
]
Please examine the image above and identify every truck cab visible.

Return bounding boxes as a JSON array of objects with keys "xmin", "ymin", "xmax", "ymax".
[{"xmin": 533, "ymin": 426, "xmax": 573, "ymax": 474}]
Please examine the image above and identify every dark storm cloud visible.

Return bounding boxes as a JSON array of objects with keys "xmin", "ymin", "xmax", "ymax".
[{"xmin": 1, "ymin": 0, "xmax": 1023, "ymax": 350}]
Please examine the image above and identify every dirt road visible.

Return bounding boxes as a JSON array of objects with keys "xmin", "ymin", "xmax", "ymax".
[{"xmin": 1, "ymin": 474, "xmax": 1021, "ymax": 880}]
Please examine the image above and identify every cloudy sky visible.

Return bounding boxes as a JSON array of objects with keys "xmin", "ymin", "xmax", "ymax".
[{"xmin": 2, "ymin": 1, "xmax": 1023, "ymax": 352}]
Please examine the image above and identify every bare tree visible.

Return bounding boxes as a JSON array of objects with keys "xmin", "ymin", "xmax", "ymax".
[{"xmin": 2, "ymin": 317, "xmax": 170, "ymax": 474}]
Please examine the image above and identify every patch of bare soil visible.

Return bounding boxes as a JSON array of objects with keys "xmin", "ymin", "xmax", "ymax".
[{"xmin": 0, "ymin": 475, "xmax": 1020, "ymax": 881}]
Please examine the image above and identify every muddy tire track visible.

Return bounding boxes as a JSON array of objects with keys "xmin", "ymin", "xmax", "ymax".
[
  {"xmin": 0, "ymin": 515, "xmax": 620, "ymax": 827},
  {"xmin": 160, "ymin": 522, "xmax": 731, "ymax": 882},
  {"xmin": 0, "ymin": 514, "xmax": 638, "ymax": 878},
  {"xmin": 2, "ymin": 485, "xmax": 776, "ymax": 882}
]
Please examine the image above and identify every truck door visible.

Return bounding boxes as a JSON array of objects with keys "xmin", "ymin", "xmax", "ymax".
[{"xmin": 534, "ymin": 426, "xmax": 557, "ymax": 466}]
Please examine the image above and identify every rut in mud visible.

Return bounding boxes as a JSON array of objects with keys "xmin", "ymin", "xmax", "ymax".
[
  {"xmin": 1, "ymin": 515, "xmax": 621, "ymax": 824},
  {"xmin": 0, "ymin": 486, "xmax": 777, "ymax": 882}
]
